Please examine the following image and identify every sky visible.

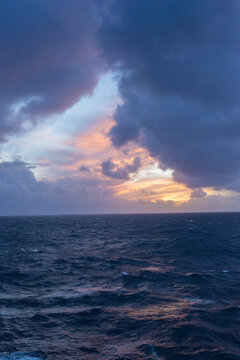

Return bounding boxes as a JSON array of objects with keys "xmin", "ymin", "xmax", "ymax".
[{"xmin": 1, "ymin": 0, "xmax": 240, "ymax": 215}]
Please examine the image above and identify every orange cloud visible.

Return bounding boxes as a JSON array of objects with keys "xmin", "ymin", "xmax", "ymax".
[
  {"xmin": 114, "ymin": 177, "xmax": 192, "ymax": 204},
  {"xmin": 61, "ymin": 117, "xmax": 151, "ymax": 175},
  {"xmin": 57, "ymin": 117, "xmax": 205, "ymax": 205}
]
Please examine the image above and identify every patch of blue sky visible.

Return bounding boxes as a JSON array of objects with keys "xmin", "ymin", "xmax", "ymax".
[{"xmin": 0, "ymin": 72, "xmax": 120, "ymax": 171}]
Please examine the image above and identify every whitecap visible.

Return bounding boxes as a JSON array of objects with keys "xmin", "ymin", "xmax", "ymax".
[{"xmin": 183, "ymin": 297, "xmax": 214, "ymax": 305}]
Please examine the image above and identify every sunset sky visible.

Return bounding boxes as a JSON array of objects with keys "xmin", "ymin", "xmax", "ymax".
[{"xmin": 1, "ymin": 0, "xmax": 240, "ymax": 215}]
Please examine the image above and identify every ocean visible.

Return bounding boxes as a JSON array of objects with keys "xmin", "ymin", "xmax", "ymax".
[{"xmin": 0, "ymin": 213, "xmax": 239, "ymax": 360}]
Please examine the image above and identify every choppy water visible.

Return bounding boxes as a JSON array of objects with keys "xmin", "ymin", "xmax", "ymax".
[{"xmin": 0, "ymin": 213, "xmax": 240, "ymax": 360}]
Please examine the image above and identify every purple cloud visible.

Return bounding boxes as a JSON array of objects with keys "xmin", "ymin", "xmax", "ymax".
[
  {"xmin": 191, "ymin": 188, "xmax": 207, "ymax": 199},
  {"xmin": 0, "ymin": 160, "xmax": 174, "ymax": 215},
  {"xmin": 100, "ymin": 0, "xmax": 240, "ymax": 191},
  {"xmin": 101, "ymin": 157, "xmax": 141, "ymax": 180},
  {"xmin": 79, "ymin": 165, "xmax": 91, "ymax": 173},
  {"xmin": 1, "ymin": 161, "xmax": 240, "ymax": 215},
  {"xmin": 0, "ymin": 161, "xmax": 115, "ymax": 215},
  {"xmin": 0, "ymin": 0, "xmax": 104, "ymax": 140}
]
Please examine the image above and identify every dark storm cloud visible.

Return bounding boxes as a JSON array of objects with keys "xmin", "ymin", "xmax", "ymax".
[
  {"xmin": 0, "ymin": 0, "xmax": 103, "ymax": 140},
  {"xmin": 99, "ymin": 0, "xmax": 240, "ymax": 191},
  {"xmin": 2, "ymin": 0, "xmax": 240, "ymax": 194},
  {"xmin": 101, "ymin": 156, "xmax": 141, "ymax": 180}
]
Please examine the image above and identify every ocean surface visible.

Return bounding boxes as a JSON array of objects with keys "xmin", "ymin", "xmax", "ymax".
[{"xmin": 0, "ymin": 213, "xmax": 240, "ymax": 360}]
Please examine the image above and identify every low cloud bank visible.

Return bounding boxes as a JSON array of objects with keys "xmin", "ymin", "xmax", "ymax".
[{"xmin": 0, "ymin": 161, "xmax": 239, "ymax": 215}]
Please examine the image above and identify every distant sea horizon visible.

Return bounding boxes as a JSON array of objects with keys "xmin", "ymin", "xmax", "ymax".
[{"xmin": 1, "ymin": 210, "xmax": 240, "ymax": 218}]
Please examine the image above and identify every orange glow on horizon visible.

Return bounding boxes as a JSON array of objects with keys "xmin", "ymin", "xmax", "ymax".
[
  {"xmin": 114, "ymin": 177, "xmax": 192, "ymax": 204},
  {"xmin": 54, "ymin": 116, "xmax": 226, "ymax": 206}
]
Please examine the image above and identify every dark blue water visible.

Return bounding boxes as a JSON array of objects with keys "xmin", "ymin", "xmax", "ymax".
[{"xmin": 0, "ymin": 213, "xmax": 240, "ymax": 360}]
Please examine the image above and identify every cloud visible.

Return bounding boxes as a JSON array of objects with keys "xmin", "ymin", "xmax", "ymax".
[
  {"xmin": 101, "ymin": 156, "xmax": 141, "ymax": 180},
  {"xmin": 2, "ymin": 0, "xmax": 240, "ymax": 213},
  {"xmin": 1, "ymin": 160, "xmax": 240, "ymax": 215},
  {"xmin": 0, "ymin": 160, "xmax": 117, "ymax": 215},
  {"xmin": 191, "ymin": 188, "xmax": 207, "ymax": 199},
  {"xmin": 0, "ymin": 160, "xmax": 177, "ymax": 215},
  {"xmin": 0, "ymin": 0, "xmax": 104, "ymax": 140},
  {"xmin": 79, "ymin": 165, "xmax": 91, "ymax": 173},
  {"xmin": 100, "ymin": 0, "xmax": 240, "ymax": 192},
  {"xmin": 59, "ymin": 116, "xmax": 149, "ymax": 179},
  {"xmin": 114, "ymin": 172, "xmax": 192, "ymax": 203}
]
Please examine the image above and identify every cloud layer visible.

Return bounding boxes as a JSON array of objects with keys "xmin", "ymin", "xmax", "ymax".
[
  {"xmin": 100, "ymin": 0, "xmax": 240, "ymax": 191},
  {"xmin": 0, "ymin": 160, "xmax": 178, "ymax": 215},
  {"xmin": 0, "ymin": 0, "xmax": 103, "ymax": 140},
  {"xmin": 101, "ymin": 157, "xmax": 141, "ymax": 180},
  {"xmin": 0, "ymin": 161, "xmax": 116, "ymax": 215},
  {"xmin": 1, "ymin": 1, "xmax": 240, "ymax": 214},
  {"xmin": 1, "ymin": 160, "xmax": 240, "ymax": 215}
]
